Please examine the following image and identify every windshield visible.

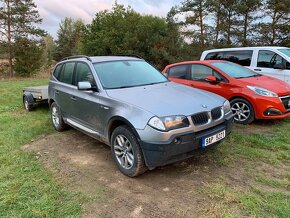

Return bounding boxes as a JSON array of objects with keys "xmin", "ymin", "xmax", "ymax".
[
  {"xmin": 278, "ymin": 49, "xmax": 290, "ymax": 58},
  {"xmin": 211, "ymin": 62, "xmax": 260, "ymax": 79},
  {"xmin": 93, "ymin": 60, "xmax": 168, "ymax": 89}
]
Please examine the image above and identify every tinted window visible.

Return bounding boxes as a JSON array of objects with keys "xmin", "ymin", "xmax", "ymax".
[
  {"xmin": 93, "ymin": 61, "xmax": 168, "ymax": 89},
  {"xmin": 59, "ymin": 62, "xmax": 75, "ymax": 85},
  {"xmin": 223, "ymin": 50, "xmax": 252, "ymax": 66},
  {"xmin": 191, "ymin": 64, "xmax": 224, "ymax": 81},
  {"xmin": 53, "ymin": 64, "xmax": 63, "ymax": 80},
  {"xmin": 75, "ymin": 62, "xmax": 95, "ymax": 85},
  {"xmin": 205, "ymin": 52, "xmax": 223, "ymax": 60},
  {"xmin": 211, "ymin": 62, "xmax": 259, "ymax": 79},
  {"xmin": 168, "ymin": 65, "xmax": 188, "ymax": 79},
  {"xmin": 257, "ymin": 50, "xmax": 284, "ymax": 68}
]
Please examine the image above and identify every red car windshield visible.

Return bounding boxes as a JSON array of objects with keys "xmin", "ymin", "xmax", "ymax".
[{"xmin": 211, "ymin": 62, "xmax": 261, "ymax": 79}]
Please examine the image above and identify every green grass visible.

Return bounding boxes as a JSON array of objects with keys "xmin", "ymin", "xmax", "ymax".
[
  {"xmin": 0, "ymin": 79, "xmax": 83, "ymax": 217},
  {"xmin": 202, "ymin": 117, "xmax": 290, "ymax": 217}
]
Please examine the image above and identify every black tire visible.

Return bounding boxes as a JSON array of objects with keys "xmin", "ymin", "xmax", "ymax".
[
  {"xmin": 111, "ymin": 125, "xmax": 147, "ymax": 177},
  {"xmin": 50, "ymin": 102, "xmax": 68, "ymax": 131},
  {"xmin": 23, "ymin": 96, "xmax": 34, "ymax": 112},
  {"xmin": 230, "ymin": 98, "xmax": 255, "ymax": 124}
]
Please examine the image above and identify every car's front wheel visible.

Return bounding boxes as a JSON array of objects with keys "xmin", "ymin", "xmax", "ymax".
[
  {"xmin": 230, "ymin": 98, "xmax": 254, "ymax": 124},
  {"xmin": 111, "ymin": 125, "xmax": 147, "ymax": 177}
]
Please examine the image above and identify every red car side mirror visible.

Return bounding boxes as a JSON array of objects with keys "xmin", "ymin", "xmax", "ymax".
[{"xmin": 205, "ymin": 76, "xmax": 219, "ymax": 84}]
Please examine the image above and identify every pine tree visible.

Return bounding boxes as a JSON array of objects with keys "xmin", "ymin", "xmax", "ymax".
[{"xmin": 0, "ymin": 0, "xmax": 44, "ymax": 77}]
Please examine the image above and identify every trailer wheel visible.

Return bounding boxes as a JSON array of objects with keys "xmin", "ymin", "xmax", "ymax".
[{"xmin": 23, "ymin": 94, "xmax": 34, "ymax": 112}]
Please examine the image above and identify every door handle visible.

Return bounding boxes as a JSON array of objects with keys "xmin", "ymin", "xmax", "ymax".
[
  {"xmin": 100, "ymin": 105, "xmax": 109, "ymax": 110},
  {"xmin": 70, "ymin": 96, "xmax": 77, "ymax": 101},
  {"xmin": 55, "ymin": 90, "xmax": 59, "ymax": 94},
  {"xmin": 254, "ymin": 69, "xmax": 261, "ymax": 72}
]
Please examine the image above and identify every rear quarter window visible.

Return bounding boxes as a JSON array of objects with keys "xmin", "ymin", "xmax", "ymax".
[{"xmin": 53, "ymin": 64, "xmax": 63, "ymax": 80}]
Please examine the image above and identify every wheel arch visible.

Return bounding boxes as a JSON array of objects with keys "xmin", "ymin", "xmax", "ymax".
[
  {"xmin": 107, "ymin": 116, "xmax": 142, "ymax": 144},
  {"xmin": 228, "ymin": 95, "xmax": 257, "ymax": 118},
  {"xmin": 23, "ymin": 92, "xmax": 35, "ymax": 104}
]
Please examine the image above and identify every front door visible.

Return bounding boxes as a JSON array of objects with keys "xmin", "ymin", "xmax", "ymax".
[{"xmin": 255, "ymin": 50, "xmax": 288, "ymax": 83}]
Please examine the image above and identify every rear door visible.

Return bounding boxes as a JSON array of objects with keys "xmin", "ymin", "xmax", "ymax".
[
  {"xmin": 55, "ymin": 62, "xmax": 76, "ymax": 118},
  {"xmin": 167, "ymin": 64, "xmax": 191, "ymax": 85}
]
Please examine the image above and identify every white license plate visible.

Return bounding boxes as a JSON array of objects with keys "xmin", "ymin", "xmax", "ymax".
[{"xmin": 202, "ymin": 130, "xmax": 226, "ymax": 147}]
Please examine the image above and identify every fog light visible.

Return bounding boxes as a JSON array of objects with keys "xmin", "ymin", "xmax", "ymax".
[
  {"xmin": 174, "ymin": 137, "xmax": 182, "ymax": 144},
  {"xmin": 264, "ymin": 108, "xmax": 282, "ymax": 116},
  {"xmin": 38, "ymin": 96, "xmax": 42, "ymax": 100}
]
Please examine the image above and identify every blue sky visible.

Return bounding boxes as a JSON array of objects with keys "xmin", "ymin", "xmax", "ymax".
[{"xmin": 34, "ymin": 0, "xmax": 182, "ymax": 38}]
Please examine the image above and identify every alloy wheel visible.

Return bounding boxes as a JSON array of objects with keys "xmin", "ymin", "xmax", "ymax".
[
  {"xmin": 114, "ymin": 135, "xmax": 134, "ymax": 170},
  {"xmin": 231, "ymin": 102, "xmax": 250, "ymax": 122},
  {"xmin": 51, "ymin": 106, "xmax": 60, "ymax": 127}
]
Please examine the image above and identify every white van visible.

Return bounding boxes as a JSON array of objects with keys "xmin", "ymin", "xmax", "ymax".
[{"xmin": 200, "ymin": 47, "xmax": 290, "ymax": 84}]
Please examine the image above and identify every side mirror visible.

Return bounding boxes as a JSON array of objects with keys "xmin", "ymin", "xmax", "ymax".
[
  {"xmin": 273, "ymin": 63, "xmax": 285, "ymax": 70},
  {"xmin": 77, "ymin": 81, "xmax": 92, "ymax": 90},
  {"xmin": 205, "ymin": 75, "xmax": 219, "ymax": 84}
]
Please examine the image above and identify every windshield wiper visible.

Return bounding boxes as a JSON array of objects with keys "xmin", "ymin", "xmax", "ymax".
[{"xmin": 247, "ymin": 74, "xmax": 261, "ymax": 78}]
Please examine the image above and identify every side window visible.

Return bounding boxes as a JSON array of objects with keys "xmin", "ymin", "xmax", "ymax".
[
  {"xmin": 223, "ymin": 50, "xmax": 253, "ymax": 66},
  {"xmin": 286, "ymin": 62, "xmax": 290, "ymax": 70},
  {"xmin": 191, "ymin": 64, "xmax": 224, "ymax": 82},
  {"xmin": 205, "ymin": 52, "xmax": 223, "ymax": 60},
  {"xmin": 53, "ymin": 64, "xmax": 63, "ymax": 80},
  {"xmin": 168, "ymin": 65, "xmax": 188, "ymax": 79},
  {"xmin": 59, "ymin": 62, "xmax": 75, "ymax": 85},
  {"xmin": 75, "ymin": 62, "xmax": 95, "ymax": 85},
  {"xmin": 257, "ymin": 50, "xmax": 284, "ymax": 68}
]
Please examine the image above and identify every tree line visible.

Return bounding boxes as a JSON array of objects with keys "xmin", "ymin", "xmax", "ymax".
[{"xmin": 0, "ymin": 0, "xmax": 289, "ymax": 77}]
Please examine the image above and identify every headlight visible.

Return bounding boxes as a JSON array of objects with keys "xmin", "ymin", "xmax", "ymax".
[
  {"xmin": 148, "ymin": 115, "xmax": 190, "ymax": 131},
  {"xmin": 223, "ymin": 100, "xmax": 231, "ymax": 114},
  {"xmin": 247, "ymin": 86, "xmax": 278, "ymax": 97}
]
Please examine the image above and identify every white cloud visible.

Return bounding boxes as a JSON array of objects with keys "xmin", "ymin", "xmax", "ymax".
[{"xmin": 34, "ymin": 0, "xmax": 182, "ymax": 38}]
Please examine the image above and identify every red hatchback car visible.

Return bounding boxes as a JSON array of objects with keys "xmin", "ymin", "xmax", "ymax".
[{"xmin": 163, "ymin": 60, "xmax": 290, "ymax": 124}]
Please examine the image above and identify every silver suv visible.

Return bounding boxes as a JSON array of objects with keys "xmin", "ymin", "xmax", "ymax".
[{"xmin": 48, "ymin": 56, "xmax": 234, "ymax": 177}]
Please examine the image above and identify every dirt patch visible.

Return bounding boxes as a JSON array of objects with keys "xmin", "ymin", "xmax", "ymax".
[{"xmin": 22, "ymin": 127, "xmax": 285, "ymax": 218}]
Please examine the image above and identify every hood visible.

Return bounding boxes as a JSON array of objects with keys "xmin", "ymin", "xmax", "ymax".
[
  {"xmin": 106, "ymin": 82, "xmax": 226, "ymax": 117},
  {"xmin": 239, "ymin": 76, "xmax": 290, "ymax": 95}
]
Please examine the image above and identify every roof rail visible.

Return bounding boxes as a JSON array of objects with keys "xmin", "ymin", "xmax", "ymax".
[
  {"xmin": 113, "ymin": 54, "xmax": 144, "ymax": 59},
  {"xmin": 61, "ymin": 55, "xmax": 92, "ymax": 62}
]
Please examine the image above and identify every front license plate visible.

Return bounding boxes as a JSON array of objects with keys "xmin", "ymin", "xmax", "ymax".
[{"xmin": 202, "ymin": 130, "xmax": 226, "ymax": 147}]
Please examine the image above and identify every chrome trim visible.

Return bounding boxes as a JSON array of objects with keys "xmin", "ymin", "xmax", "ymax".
[{"xmin": 66, "ymin": 118, "xmax": 100, "ymax": 135}]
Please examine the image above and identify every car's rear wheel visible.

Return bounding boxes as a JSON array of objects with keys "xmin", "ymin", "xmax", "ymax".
[
  {"xmin": 50, "ymin": 102, "xmax": 67, "ymax": 131},
  {"xmin": 111, "ymin": 125, "xmax": 147, "ymax": 177},
  {"xmin": 230, "ymin": 98, "xmax": 254, "ymax": 124}
]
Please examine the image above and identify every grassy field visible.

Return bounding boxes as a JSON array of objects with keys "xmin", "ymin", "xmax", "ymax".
[
  {"xmin": 0, "ymin": 78, "xmax": 289, "ymax": 217},
  {"xmin": 0, "ymin": 79, "xmax": 85, "ymax": 217}
]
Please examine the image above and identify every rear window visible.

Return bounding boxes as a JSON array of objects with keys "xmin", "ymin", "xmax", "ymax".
[
  {"xmin": 59, "ymin": 62, "xmax": 75, "ymax": 85},
  {"xmin": 205, "ymin": 50, "xmax": 253, "ymax": 66},
  {"xmin": 168, "ymin": 65, "xmax": 188, "ymax": 79}
]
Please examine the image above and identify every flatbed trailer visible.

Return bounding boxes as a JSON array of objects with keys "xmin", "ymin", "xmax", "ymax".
[{"xmin": 22, "ymin": 85, "xmax": 48, "ymax": 111}]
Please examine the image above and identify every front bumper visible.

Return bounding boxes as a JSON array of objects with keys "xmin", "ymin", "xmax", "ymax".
[
  {"xmin": 139, "ymin": 117, "xmax": 234, "ymax": 168},
  {"xmin": 253, "ymin": 95, "xmax": 290, "ymax": 119}
]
